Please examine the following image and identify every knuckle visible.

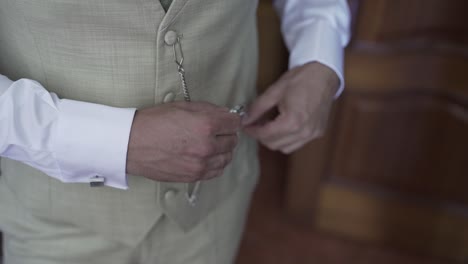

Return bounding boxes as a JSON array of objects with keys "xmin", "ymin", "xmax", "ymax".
[
  {"xmin": 190, "ymin": 160, "xmax": 207, "ymax": 177},
  {"xmin": 265, "ymin": 142, "xmax": 279, "ymax": 151},
  {"xmin": 287, "ymin": 117, "xmax": 303, "ymax": 132},
  {"xmin": 281, "ymin": 148, "xmax": 292, "ymax": 155},
  {"xmin": 222, "ymin": 153, "xmax": 233, "ymax": 167},
  {"xmin": 310, "ymin": 128, "xmax": 325, "ymax": 140},
  {"xmin": 315, "ymin": 127, "xmax": 326, "ymax": 137},
  {"xmin": 296, "ymin": 112, "xmax": 308, "ymax": 124},
  {"xmin": 300, "ymin": 127, "xmax": 313, "ymax": 139},
  {"xmin": 198, "ymin": 142, "xmax": 216, "ymax": 157},
  {"xmin": 231, "ymin": 136, "xmax": 239, "ymax": 148},
  {"xmin": 207, "ymin": 170, "xmax": 223, "ymax": 180},
  {"xmin": 225, "ymin": 140, "xmax": 238, "ymax": 153}
]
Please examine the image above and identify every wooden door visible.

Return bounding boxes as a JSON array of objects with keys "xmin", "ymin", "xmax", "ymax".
[{"xmin": 285, "ymin": 0, "xmax": 468, "ymax": 261}]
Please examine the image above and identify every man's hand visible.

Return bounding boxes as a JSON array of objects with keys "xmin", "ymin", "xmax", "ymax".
[
  {"xmin": 126, "ymin": 101, "xmax": 241, "ymax": 182},
  {"xmin": 242, "ymin": 62, "xmax": 340, "ymax": 154}
]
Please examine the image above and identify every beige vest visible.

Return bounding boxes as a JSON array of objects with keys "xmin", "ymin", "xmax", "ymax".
[{"xmin": 0, "ymin": 0, "xmax": 259, "ymax": 245}]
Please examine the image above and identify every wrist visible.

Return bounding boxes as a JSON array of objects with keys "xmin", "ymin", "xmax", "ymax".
[{"xmin": 304, "ymin": 62, "xmax": 340, "ymax": 96}]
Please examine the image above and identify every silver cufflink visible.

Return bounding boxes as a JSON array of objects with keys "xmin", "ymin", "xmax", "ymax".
[
  {"xmin": 229, "ymin": 104, "xmax": 246, "ymax": 117},
  {"xmin": 90, "ymin": 175, "xmax": 106, "ymax": 187}
]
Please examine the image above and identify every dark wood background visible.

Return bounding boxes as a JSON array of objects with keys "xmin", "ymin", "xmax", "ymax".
[{"xmin": 285, "ymin": 0, "xmax": 468, "ymax": 262}]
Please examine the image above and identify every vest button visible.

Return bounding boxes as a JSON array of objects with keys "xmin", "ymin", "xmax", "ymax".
[
  {"xmin": 164, "ymin": 30, "xmax": 178, "ymax": 46},
  {"xmin": 164, "ymin": 189, "xmax": 177, "ymax": 201},
  {"xmin": 163, "ymin": 92, "xmax": 176, "ymax": 103}
]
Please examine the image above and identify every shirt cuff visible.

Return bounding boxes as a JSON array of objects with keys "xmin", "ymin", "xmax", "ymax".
[
  {"xmin": 55, "ymin": 100, "xmax": 136, "ymax": 189},
  {"xmin": 286, "ymin": 19, "xmax": 345, "ymax": 98}
]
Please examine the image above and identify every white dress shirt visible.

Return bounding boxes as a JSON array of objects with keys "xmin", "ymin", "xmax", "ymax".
[{"xmin": 0, "ymin": 0, "xmax": 351, "ymax": 189}]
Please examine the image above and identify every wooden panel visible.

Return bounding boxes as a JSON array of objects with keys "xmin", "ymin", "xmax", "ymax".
[
  {"xmin": 331, "ymin": 93, "xmax": 468, "ymax": 205},
  {"xmin": 285, "ymin": 0, "xmax": 468, "ymax": 261},
  {"xmin": 316, "ymin": 182, "xmax": 468, "ymax": 262},
  {"xmin": 285, "ymin": 105, "xmax": 341, "ymax": 220},
  {"xmin": 256, "ymin": 1, "xmax": 288, "ymax": 92},
  {"xmin": 345, "ymin": 51, "xmax": 468, "ymax": 96},
  {"xmin": 354, "ymin": 0, "xmax": 468, "ymax": 45}
]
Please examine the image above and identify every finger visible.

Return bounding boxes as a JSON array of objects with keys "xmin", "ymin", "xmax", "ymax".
[
  {"xmin": 277, "ymin": 126, "xmax": 326, "ymax": 154},
  {"xmin": 242, "ymin": 83, "xmax": 284, "ymax": 126},
  {"xmin": 280, "ymin": 140, "xmax": 306, "ymax": 154},
  {"xmin": 265, "ymin": 131, "xmax": 301, "ymax": 151},
  {"xmin": 213, "ymin": 135, "xmax": 238, "ymax": 154},
  {"xmin": 244, "ymin": 114, "xmax": 292, "ymax": 142},
  {"xmin": 264, "ymin": 122, "xmax": 315, "ymax": 150},
  {"xmin": 210, "ymin": 112, "xmax": 242, "ymax": 135},
  {"xmin": 173, "ymin": 156, "xmax": 213, "ymax": 182},
  {"xmin": 173, "ymin": 101, "xmax": 241, "ymax": 135},
  {"xmin": 150, "ymin": 169, "xmax": 194, "ymax": 183},
  {"xmin": 206, "ymin": 152, "xmax": 233, "ymax": 170},
  {"xmin": 153, "ymin": 156, "xmax": 226, "ymax": 182}
]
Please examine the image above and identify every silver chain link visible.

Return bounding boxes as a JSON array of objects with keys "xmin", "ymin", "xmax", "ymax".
[
  {"xmin": 171, "ymin": 35, "xmax": 245, "ymax": 206},
  {"xmin": 172, "ymin": 36, "xmax": 191, "ymax": 102},
  {"xmin": 172, "ymin": 35, "xmax": 200, "ymax": 206}
]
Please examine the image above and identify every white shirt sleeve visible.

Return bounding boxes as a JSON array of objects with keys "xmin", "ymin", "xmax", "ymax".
[
  {"xmin": 0, "ymin": 74, "xmax": 136, "ymax": 189},
  {"xmin": 273, "ymin": 0, "xmax": 351, "ymax": 97}
]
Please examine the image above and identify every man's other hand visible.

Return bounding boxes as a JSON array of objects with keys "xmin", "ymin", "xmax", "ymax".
[
  {"xmin": 242, "ymin": 62, "xmax": 340, "ymax": 154},
  {"xmin": 126, "ymin": 101, "xmax": 241, "ymax": 182}
]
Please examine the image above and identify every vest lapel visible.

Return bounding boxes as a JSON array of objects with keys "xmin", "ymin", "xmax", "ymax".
[
  {"xmin": 159, "ymin": 0, "xmax": 173, "ymax": 12},
  {"xmin": 158, "ymin": 0, "xmax": 190, "ymax": 32}
]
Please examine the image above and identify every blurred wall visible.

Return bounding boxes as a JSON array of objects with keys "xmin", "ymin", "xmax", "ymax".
[{"xmin": 284, "ymin": 0, "xmax": 468, "ymax": 261}]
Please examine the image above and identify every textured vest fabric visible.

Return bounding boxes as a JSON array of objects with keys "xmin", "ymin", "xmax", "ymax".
[{"xmin": 0, "ymin": 0, "xmax": 259, "ymax": 245}]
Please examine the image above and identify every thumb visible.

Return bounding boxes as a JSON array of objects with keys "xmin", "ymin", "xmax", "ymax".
[{"xmin": 243, "ymin": 84, "xmax": 283, "ymax": 126}]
